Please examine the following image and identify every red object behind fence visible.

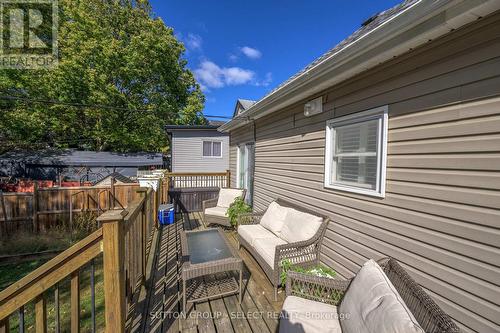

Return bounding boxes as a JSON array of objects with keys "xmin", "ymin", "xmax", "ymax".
[
  {"xmin": 61, "ymin": 181, "xmax": 92, "ymax": 187},
  {"xmin": 14, "ymin": 180, "xmax": 55, "ymax": 192}
]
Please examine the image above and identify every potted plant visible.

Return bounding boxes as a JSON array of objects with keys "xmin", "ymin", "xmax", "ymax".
[
  {"xmin": 280, "ymin": 259, "xmax": 336, "ymax": 285},
  {"xmin": 280, "ymin": 259, "xmax": 340, "ymax": 302},
  {"xmin": 226, "ymin": 197, "xmax": 252, "ymax": 227}
]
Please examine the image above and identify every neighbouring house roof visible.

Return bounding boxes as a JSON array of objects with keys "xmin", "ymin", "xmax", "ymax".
[
  {"xmin": 238, "ymin": 99, "xmax": 256, "ymax": 110},
  {"xmin": 0, "ymin": 149, "xmax": 164, "ymax": 167},
  {"xmin": 233, "ymin": 99, "xmax": 256, "ymax": 117},
  {"xmin": 165, "ymin": 120, "xmax": 226, "ymax": 132},
  {"xmin": 219, "ymin": 0, "xmax": 500, "ymax": 132},
  {"xmin": 92, "ymin": 172, "xmax": 134, "ymax": 186}
]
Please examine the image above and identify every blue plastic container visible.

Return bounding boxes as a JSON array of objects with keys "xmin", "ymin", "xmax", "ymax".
[{"xmin": 158, "ymin": 204, "xmax": 175, "ymax": 225}]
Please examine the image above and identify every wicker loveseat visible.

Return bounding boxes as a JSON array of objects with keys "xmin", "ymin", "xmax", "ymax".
[
  {"xmin": 237, "ymin": 198, "xmax": 329, "ymax": 301},
  {"xmin": 202, "ymin": 188, "xmax": 246, "ymax": 228},
  {"xmin": 281, "ymin": 257, "xmax": 460, "ymax": 333}
]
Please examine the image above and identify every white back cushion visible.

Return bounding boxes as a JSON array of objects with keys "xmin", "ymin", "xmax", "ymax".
[
  {"xmin": 339, "ymin": 259, "xmax": 425, "ymax": 333},
  {"xmin": 279, "ymin": 208, "xmax": 323, "ymax": 243},
  {"xmin": 260, "ymin": 201, "xmax": 288, "ymax": 236},
  {"xmin": 217, "ymin": 188, "xmax": 243, "ymax": 208}
]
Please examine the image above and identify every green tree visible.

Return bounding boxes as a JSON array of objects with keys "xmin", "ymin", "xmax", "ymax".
[{"xmin": 0, "ymin": 0, "xmax": 206, "ymax": 152}]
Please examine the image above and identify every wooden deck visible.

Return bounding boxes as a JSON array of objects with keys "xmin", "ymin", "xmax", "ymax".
[{"xmin": 131, "ymin": 212, "xmax": 285, "ymax": 333}]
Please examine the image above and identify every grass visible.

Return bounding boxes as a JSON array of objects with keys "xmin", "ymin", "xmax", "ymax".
[
  {"xmin": 0, "ymin": 212, "xmax": 99, "ymax": 256},
  {"xmin": 5, "ymin": 257, "xmax": 105, "ymax": 332},
  {"xmin": 1, "ymin": 212, "xmax": 105, "ymax": 331},
  {"xmin": 0, "ymin": 229, "xmax": 74, "ymax": 256},
  {"xmin": 0, "ymin": 259, "xmax": 50, "ymax": 291}
]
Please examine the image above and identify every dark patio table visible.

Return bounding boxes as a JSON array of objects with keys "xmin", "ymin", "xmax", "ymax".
[{"xmin": 180, "ymin": 228, "xmax": 243, "ymax": 313}]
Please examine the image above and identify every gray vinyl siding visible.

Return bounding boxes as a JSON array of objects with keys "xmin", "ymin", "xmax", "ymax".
[
  {"xmin": 229, "ymin": 11, "xmax": 500, "ymax": 333},
  {"xmin": 171, "ymin": 130, "xmax": 229, "ymax": 173}
]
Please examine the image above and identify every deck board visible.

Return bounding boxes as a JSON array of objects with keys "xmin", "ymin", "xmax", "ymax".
[{"xmin": 132, "ymin": 212, "xmax": 284, "ymax": 333}]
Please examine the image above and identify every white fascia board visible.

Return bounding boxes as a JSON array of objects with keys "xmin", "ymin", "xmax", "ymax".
[{"xmin": 219, "ymin": 0, "xmax": 500, "ymax": 132}]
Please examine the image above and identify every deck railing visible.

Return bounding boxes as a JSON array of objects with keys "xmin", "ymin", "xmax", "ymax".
[
  {"xmin": 0, "ymin": 229, "xmax": 104, "ymax": 333},
  {"xmin": 0, "ymin": 185, "xmax": 160, "ymax": 333},
  {"xmin": 164, "ymin": 170, "xmax": 231, "ymax": 190}
]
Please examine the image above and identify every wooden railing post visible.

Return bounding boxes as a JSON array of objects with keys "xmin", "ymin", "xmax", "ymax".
[
  {"xmin": 0, "ymin": 318, "xmax": 9, "ymax": 333},
  {"xmin": 71, "ymin": 271, "xmax": 80, "ymax": 333},
  {"xmin": 98, "ymin": 210, "xmax": 127, "ymax": 333},
  {"xmin": 35, "ymin": 294, "xmax": 47, "ymax": 333},
  {"xmin": 226, "ymin": 170, "xmax": 231, "ymax": 188}
]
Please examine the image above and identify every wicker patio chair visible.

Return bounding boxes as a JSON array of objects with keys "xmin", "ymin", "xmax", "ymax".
[
  {"xmin": 237, "ymin": 198, "xmax": 330, "ymax": 301},
  {"xmin": 202, "ymin": 188, "xmax": 246, "ymax": 228},
  {"xmin": 285, "ymin": 257, "xmax": 460, "ymax": 333}
]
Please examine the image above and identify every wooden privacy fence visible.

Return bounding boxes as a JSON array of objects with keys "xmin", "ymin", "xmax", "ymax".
[
  {"xmin": 0, "ymin": 183, "xmax": 140, "ymax": 236},
  {"xmin": 0, "ymin": 186, "xmax": 160, "ymax": 333}
]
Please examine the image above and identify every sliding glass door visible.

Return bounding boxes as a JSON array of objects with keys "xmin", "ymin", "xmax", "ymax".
[{"xmin": 237, "ymin": 143, "xmax": 255, "ymax": 205}]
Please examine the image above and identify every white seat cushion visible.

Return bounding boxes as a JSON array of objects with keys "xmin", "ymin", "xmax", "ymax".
[
  {"xmin": 253, "ymin": 237, "xmax": 287, "ymax": 268},
  {"xmin": 280, "ymin": 208, "xmax": 323, "ymax": 243},
  {"xmin": 217, "ymin": 188, "xmax": 244, "ymax": 208},
  {"xmin": 280, "ymin": 296, "xmax": 342, "ymax": 333},
  {"xmin": 339, "ymin": 259, "xmax": 425, "ymax": 333},
  {"xmin": 238, "ymin": 224, "xmax": 277, "ymax": 247},
  {"xmin": 204, "ymin": 206, "xmax": 227, "ymax": 217},
  {"xmin": 260, "ymin": 201, "xmax": 288, "ymax": 236}
]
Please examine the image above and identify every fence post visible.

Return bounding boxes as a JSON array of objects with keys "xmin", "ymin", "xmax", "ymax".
[
  {"xmin": 110, "ymin": 176, "xmax": 116, "ymax": 209},
  {"xmin": 98, "ymin": 209, "xmax": 127, "ymax": 333},
  {"xmin": 33, "ymin": 182, "xmax": 39, "ymax": 233},
  {"xmin": 136, "ymin": 188, "xmax": 148, "ymax": 279},
  {"xmin": 226, "ymin": 170, "xmax": 231, "ymax": 188},
  {"xmin": 165, "ymin": 175, "xmax": 170, "ymax": 204},
  {"xmin": 0, "ymin": 190, "xmax": 8, "ymax": 237}
]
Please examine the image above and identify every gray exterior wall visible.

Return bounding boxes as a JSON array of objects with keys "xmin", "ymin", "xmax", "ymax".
[
  {"xmin": 171, "ymin": 130, "xmax": 229, "ymax": 173},
  {"xmin": 229, "ymin": 12, "xmax": 500, "ymax": 333}
]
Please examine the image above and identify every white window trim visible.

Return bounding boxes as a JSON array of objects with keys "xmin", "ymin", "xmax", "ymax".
[
  {"xmin": 236, "ymin": 144, "xmax": 246, "ymax": 188},
  {"xmin": 324, "ymin": 105, "xmax": 388, "ymax": 198},
  {"xmin": 202, "ymin": 140, "xmax": 223, "ymax": 158},
  {"xmin": 236, "ymin": 145, "xmax": 242, "ymax": 188},
  {"xmin": 236, "ymin": 143, "xmax": 253, "ymax": 189}
]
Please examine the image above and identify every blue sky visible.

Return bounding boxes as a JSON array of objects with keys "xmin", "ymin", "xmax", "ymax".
[{"xmin": 149, "ymin": 0, "xmax": 402, "ymax": 120}]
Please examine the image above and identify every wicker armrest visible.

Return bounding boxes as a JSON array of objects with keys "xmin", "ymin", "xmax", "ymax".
[
  {"xmin": 236, "ymin": 212, "xmax": 264, "ymax": 227},
  {"xmin": 276, "ymin": 237, "xmax": 320, "ymax": 266},
  {"xmin": 202, "ymin": 198, "xmax": 218, "ymax": 211},
  {"xmin": 285, "ymin": 271, "xmax": 349, "ymax": 306},
  {"xmin": 276, "ymin": 217, "xmax": 329, "ymax": 267}
]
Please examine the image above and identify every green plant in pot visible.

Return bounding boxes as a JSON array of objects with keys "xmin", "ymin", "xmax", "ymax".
[
  {"xmin": 226, "ymin": 197, "xmax": 252, "ymax": 226},
  {"xmin": 280, "ymin": 259, "xmax": 339, "ymax": 302},
  {"xmin": 280, "ymin": 259, "xmax": 336, "ymax": 285}
]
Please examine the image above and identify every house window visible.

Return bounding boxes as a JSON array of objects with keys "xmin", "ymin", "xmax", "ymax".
[
  {"xmin": 324, "ymin": 106, "xmax": 388, "ymax": 197},
  {"xmin": 202, "ymin": 141, "xmax": 222, "ymax": 157}
]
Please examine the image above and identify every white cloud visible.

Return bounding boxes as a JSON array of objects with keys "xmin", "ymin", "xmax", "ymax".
[
  {"xmin": 224, "ymin": 67, "xmax": 255, "ymax": 85},
  {"xmin": 194, "ymin": 60, "xmax": 255, "ymax": 89},
  {"xmin": 260, "ymin": 72, "xmax": 273, "ymax": 87},
  {"xmin": 240, "ymin": 46, "xmax": 262, "ymax": 59},
  {"xmin": 228, "ymin": 54, "xmax": 239, "ymax": 62},
  {"xmin": 195, "ymin": 61, "xmax": 224, "ymax": 88},
  {"xmin": 185, "ymin": 33, "xmax": 202, "ymax": 50}
]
